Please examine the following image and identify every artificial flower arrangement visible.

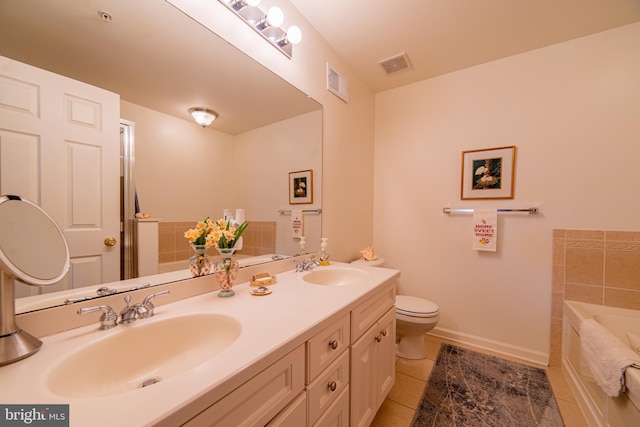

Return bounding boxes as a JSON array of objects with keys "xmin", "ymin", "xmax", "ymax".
[{"xmin": 184, "ymin": 217, "xmax": 248, "ymax": 249}]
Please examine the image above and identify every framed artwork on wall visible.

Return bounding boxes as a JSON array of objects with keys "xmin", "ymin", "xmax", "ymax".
[
  {"xmin": 289, "ymin": 169, "xmax": 313, "ymax": 204},
  {"xmin": 461, "ymin": 146, "xmax": 516, "ymax": 200}
]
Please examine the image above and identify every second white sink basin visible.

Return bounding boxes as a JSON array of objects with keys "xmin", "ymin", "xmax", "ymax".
[
  {"xmin": 47, "ymin": 313, "xmax": 241, "ymax": 398},
  {"xmin": 302, "ymin": 266, "xmax": 369, "ymax": 286}
]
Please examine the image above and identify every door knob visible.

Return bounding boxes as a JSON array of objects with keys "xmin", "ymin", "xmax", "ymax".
[{"xmin": 104, "ymin": 237, "xmax": 117, "ymax": 246}]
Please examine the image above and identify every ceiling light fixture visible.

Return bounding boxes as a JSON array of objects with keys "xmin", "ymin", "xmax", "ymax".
[
  {"xmin": 218, "ymin": 0, "xmax": 301, "ymax": 58},
  {"xmin": 189, "ymin": 107, "xmax": 218, "ymax": 128}
]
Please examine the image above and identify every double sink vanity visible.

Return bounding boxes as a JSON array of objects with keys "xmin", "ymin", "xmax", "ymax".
[{"xmin": 0, "ymin": 261, "xmax": 399, "ymax": 426}]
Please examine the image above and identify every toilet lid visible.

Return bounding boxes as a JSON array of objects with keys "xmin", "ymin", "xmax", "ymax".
[{"xmin": 396, "ymin": 295, "xmax": 439, "ymax": 318}]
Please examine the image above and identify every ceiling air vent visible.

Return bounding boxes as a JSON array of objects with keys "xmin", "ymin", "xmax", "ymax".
[{"xmin": 378, "ymin": 52, "xmax": 412, "ymax": 75}]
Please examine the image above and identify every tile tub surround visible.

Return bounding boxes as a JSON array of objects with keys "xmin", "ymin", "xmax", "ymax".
[
  {"xmin": 550, "ymin": 229, "xmax": 640, "ymax": 367},
  {"xmin": 158, "ymin": 220, "xmax": 276, "ymax": 264}
]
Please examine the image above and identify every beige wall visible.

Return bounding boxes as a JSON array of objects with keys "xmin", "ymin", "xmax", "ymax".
[{"xmin": 374, "ymin": 23, "xmax": 640, "ymax": 364}]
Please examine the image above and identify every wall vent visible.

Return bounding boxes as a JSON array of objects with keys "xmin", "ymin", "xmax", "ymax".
[
  {"xmin": 378, "ymin": 52, "xmax": 412, "ymax": 75},
  {"xmin": 327, "ymin": 63, "xmax": 349, "ymax": 102}
]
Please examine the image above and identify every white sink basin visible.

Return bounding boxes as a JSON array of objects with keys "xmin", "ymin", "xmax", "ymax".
[
  {"xmin": 47, "ymin": 313, "xmax": 241, "ymax": 398},
  {"xmin": 302, "ymin": 266, "xmax": 369, "ymax": 286}
]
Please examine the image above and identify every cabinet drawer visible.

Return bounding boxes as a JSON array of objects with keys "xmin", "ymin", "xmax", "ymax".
[
  {"xmin": 351, "ymin": 281, "xmax": 395, "ymax": 343},
  {"xmin": 307, "ymin": 350, "xmax": 350, "ymax": 426},
  {"xmin": 307, "ymin": 313, "xmax": 350, "ymax": 381},
  {"xmin": 313, "ymin": 386, "xmax": 349, "ymax": 427},
  {"xmin": 184, "ymin": 345, "xmax": 305, "ymax": 427}
]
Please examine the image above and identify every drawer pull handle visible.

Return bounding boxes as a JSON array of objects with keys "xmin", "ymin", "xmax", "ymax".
[
  {"xmin": 381, "ymin": 329, "xmax": 387, "ymax": 337},
  {"xmin": 328, "ymin": 381, "xmax": 337, "ymax": 392},
  {"xmin": 328, "ymin": 340, "xmax": 339, "ymax": 350},
  {"xmin": 375, "ymin": 334, "xmax": 382, "ymax": 342}
]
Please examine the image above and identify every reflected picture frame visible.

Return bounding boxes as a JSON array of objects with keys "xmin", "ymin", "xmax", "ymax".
[
  {"xmin": 289, "ymin": 169, "xmax": 313, "ymax": 204},
  {"xmin": 461, "ymin": 146, "xmax": 516, "ymax": 200}
]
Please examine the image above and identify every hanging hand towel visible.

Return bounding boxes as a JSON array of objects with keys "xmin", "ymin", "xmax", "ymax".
[
  {"xmin": 291, "ymin": 209, "xmax": 303, "ymax": 238},
  {"xmin": 472, "ymin": 209, "xmax": 497, "ymax": 251}
]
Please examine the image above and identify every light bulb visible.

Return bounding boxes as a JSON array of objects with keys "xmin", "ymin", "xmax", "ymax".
[
  {"xmin": 286, "ymin": 25, "xmax": 302, "ymax": 44},
  {"xmin": 266, "ymin": 6, "xmax": 284, "ymax": 27}
]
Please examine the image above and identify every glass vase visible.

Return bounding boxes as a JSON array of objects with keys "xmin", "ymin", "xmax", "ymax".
[
  {"xmin": 215, "ymin": 247, "xmax": 239, "ymax": 298},
  {"xmin": 189, "ymin": 244, "xmax": 212, "ymax": 277}
]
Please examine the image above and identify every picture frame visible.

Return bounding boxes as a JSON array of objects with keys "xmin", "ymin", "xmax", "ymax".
[
  {"xmin": 461, "ymin": 146, "xmax": 516, "ymax": 200},
  {"xmin": 289, "ymin": 169, "xmax": 313, "ymax": 204}
]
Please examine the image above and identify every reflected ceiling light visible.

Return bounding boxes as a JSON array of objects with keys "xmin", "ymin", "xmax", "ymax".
[
  {"xmin": 188, "ymin": 108, "xmax": 218, "ymax": 128},
  {"xmin": 218, "ymin": 0, "xmax": 301, "ymax": 58}
]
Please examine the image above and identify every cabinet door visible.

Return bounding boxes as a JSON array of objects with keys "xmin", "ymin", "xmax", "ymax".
[
  {"xmin": 375, "ymin": 308, "xmax": 396, "ymax": 405},
  {"xmin": 350, "ymin": 322, "xmax": 379, "ymax": 427},
  {"xmin": 267, "ymin": 392, "xmax": 307, "ymax": 427}
]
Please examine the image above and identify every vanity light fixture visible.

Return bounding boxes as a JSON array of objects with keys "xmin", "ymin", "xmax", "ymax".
[
  {"xmin": 189, "ymin": 107, "xmax": 218, "ymax": 128},
  {"xmin": 218, "ymin": 0, "xmax": 302, "ymax": 58}
]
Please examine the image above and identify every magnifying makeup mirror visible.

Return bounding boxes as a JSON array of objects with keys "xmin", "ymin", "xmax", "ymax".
[{"xmin": 0, "ymin": 195, "xmax": 70, "ymax": 365}]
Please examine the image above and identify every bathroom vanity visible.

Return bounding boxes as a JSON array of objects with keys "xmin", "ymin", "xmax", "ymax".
[{"xmin": 0, "ymin": 262, "xmax": 399, "ymax": 426}]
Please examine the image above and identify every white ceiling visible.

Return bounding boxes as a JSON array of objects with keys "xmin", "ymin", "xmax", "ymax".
[
  {"xmin": 1, "ymin": 0, "xmax": 639, "ymax": 131},
  {"xmin": 289, "ymin": 0, "xmax": 640, "ymax": 92}
]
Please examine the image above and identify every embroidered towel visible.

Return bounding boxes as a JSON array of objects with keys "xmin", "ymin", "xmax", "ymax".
[
  {"xmin": 472, "ymin": 209, "xmax": 497, "ymax": 251},
  {"xmin": 291, "ymin": 209, "xmax": 303, "ymax": 238},
  {"xmin": 580, "ymin": 318, "xmax": 640, "ymax": 397}
]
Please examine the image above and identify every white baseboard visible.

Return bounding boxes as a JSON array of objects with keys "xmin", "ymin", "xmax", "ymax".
[{"xmin": 428, "ymin": 326, "xmax": 550, "ymax": 366}]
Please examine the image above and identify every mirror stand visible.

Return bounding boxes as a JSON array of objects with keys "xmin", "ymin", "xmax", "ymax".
[{"xmin": 0, "ymin": 271, "xmax": 42, "ymax": 365}]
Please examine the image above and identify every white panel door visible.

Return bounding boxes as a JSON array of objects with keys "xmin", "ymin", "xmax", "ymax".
[{"xmin": 0, "ymin": 55, "xmax": 120, "ymax": 294}]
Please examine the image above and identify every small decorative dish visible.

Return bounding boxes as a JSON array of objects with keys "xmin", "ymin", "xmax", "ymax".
[{"xmin": 250, "ymin": 286, "xmax": 272, "ymax": 296}]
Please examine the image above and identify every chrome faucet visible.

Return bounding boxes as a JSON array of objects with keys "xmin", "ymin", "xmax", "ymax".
[
  {"xmin": 141, "ymin": 290, "xmax": 170, "ymax": 318},
  {"xmin": 120, "ymin": 290, "xmax": 170, "ymax": 324},
  {"xmin": 120, "ymin": 296, "xmax": 147, "ymax": 324},
  {"xmin": 77, "ymin": 305, "xmax": 118, "ymax": 330},
  {"xmin": 291, "ymin": 256, "xmax": 320, "ymax": 272}
]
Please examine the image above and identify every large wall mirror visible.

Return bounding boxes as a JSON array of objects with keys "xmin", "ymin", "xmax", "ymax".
[{"xmin": 0, "ymin": 0, "xmax": 322, "ymax": 314}]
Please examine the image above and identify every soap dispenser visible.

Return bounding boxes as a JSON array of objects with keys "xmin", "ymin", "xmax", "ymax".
[
  {"xmin": 298, "ymin": 236, "xmax": 307, "ymax": 255},
  {"xmin": 319, "ymin": 237, "xmax": 330, "ymax": 266}
]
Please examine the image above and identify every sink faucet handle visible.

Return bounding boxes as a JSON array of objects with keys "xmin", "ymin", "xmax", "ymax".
[
  {"xmin": 77, "ymin": 305, "xmax": 118, "ymax": 330},
  {"xmin": 141, "ymin": 290, "xmax": 170, "ymax": 318}
]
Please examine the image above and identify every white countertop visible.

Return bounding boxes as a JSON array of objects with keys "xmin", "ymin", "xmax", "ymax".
[{"xmin": 0, "ymin": 263, "xmax": 399, "ymax": 426}]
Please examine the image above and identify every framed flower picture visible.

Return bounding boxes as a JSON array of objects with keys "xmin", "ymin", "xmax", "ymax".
[
  {"xmin": 289, "ymin": 169, "xmax": 313, "ymax": 204},
  {"xmin": 461, "ymin": 146, "xmax": 516, "ymax": 200}
]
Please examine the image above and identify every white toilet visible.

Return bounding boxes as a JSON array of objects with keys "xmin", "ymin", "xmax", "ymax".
[
  {"xmin": 395, "ymin": 295, "xmax": 440, "ymax": 359},
  {"xmin": 351, "ymin": 257, "xmax": 440, "ymax": 360}
]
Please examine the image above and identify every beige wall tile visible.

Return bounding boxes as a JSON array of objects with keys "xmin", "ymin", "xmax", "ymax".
[
  {"xmin": 604, "ymin": 288, "xmax": 640, "ymax": 310},
  {"xmin": 604, "ymin": 247, "xmax": 640, "ymax": 291},
  {"xmin": 553, "ymin": 229, "xmax": 566, "ymax": 239},
  {"xmin": 565, "ymin": 242, "xmax": 603, "ymax": 286},
  {"xmin": 566, "ymin": 230, "xmax": 604, "ymax": 240},
  {"xmin": 606, "ymin": 231, "xmax": 640, "ymax": 242},
  {"xmin": 552, "ymin": 265, "xmax": 565, "ymax": 293},
  {"xmin": 565, "ymin": 283, "xmax": 603, "ymax": 304},
  {"xmin": 553, "ymin": 238, "xmax": 565, "ymax": 266}
]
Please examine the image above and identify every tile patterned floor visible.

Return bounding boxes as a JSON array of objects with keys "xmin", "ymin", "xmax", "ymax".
[{"xmin": 371, "ymin": 335, "xmax": 589, "ymax": 427}]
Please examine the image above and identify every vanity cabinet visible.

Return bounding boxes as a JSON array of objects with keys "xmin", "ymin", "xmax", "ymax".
[{"xmin": 350, "ymin": 283, "xmax": 396, "ymax": 427}]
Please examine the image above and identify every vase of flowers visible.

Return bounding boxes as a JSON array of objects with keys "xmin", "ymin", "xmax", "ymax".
[
  {"xmin": 210, "ymin": 218, "xmax": 248, "ymax": 297},
  {"xmin": 184, "ymin": 218, "xmax": 218, "ymax": 277}
]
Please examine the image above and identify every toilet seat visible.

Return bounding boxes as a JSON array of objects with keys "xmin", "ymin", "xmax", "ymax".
[{"xmin": 396, "ymin": 295, "xmax": 439, "ymax": 318}]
